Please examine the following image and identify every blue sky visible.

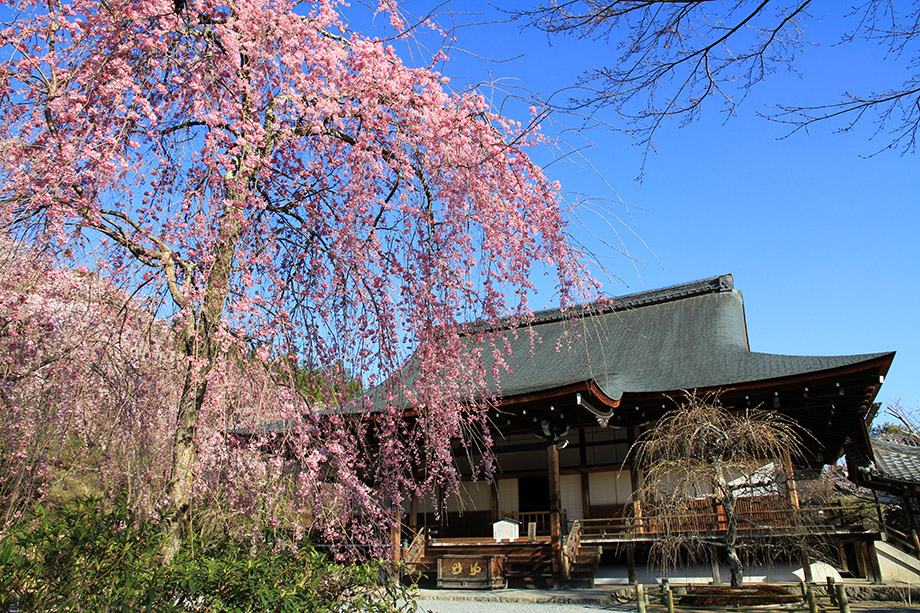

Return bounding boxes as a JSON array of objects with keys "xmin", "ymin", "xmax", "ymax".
[
  {"xmin": 3, "ymin": 2, "xmax": 914, "ymax": 411},
  {"xmin": 366, "ymin": 2, "xmax": 920, "ymax": 412}
]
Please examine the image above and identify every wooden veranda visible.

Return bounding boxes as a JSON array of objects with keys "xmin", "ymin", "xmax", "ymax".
[
  {"xmin": 403, "ymin": 499, "xmax": 884, "ymax": 587},
  {"xmin": 577, "ymin": 501, "xmax": 878, "ymax": 542}
]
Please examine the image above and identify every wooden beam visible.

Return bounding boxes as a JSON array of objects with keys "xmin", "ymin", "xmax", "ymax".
[
  {"xmin": 866, "ymin": 541, "xmax": 884, "ymax": 584},
  {"xmin": 627, "ymin": 543, "xmax": 637, "ymax": 585},
  {"xmin": 548, "ymin": 442, "xmax": 563, "ymax": 588}
]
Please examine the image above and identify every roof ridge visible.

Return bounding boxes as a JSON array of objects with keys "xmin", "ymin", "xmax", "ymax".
[
  {"xmin": 462, "ymin": 273, "xmax": 734, "ymax": 335},
  {"xmin": 870, "ymin": 435, "xmax": 920, "ymax": 452}
]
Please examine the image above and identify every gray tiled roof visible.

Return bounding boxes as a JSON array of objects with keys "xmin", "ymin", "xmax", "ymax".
[
  {"xmin": 865, "ymin": 437, "xmax": 920, "ymax": 484},
  {"xmin": 469, "ymin": 274, "xmax": 888, "ymax": 401},
  {"xmin": 367, "ymin": 274, "xmax": 890, "ymax": 408}
]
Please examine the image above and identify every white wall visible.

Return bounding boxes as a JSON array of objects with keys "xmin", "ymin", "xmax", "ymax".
[
  {"xmin": 561, "ymin": 474, "xmax": 584, "ymax": 520},
  {"xmin": 589, "ymin": 469, "xmax": 633, "ymax": 505},
  {"xmin": 876, "ymin": 541, "xmax": 920, "ymax": 583},
  {"xmin": 497, "ymin": 478, "xmax": 519, "ymax": 514},
  {"xmin": 444, "ymin": 481, "xmax": 491, "ymax": 512}
]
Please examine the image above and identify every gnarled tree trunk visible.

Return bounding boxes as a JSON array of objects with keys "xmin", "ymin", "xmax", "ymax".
[
  {"xmin": 161, "ymin": 198, "xmax": 243, "ymax": 564},
  {"xmin": 717, "ymin": 472, "xmax": 744, "ymax": 586}
]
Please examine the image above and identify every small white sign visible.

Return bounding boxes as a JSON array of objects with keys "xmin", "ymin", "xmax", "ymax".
[{"xmin": 492, "ymin": 518, "xmax": 520, "ymax": 542}]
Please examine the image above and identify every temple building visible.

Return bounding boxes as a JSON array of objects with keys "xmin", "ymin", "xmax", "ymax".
[{"xmin": 399, "ymin": 274, "xmax": 896, "ymax": 588}]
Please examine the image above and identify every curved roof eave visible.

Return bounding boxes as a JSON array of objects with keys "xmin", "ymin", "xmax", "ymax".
[
  {"xmin": 360, "ymin": 274, "xmax": 896, "ymax": 414},
  {"xmin": 495, "ymin": 350, "xmax": 894, "ymax": 405}
]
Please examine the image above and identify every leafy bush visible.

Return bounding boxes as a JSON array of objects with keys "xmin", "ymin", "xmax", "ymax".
[
  {"xmin": 164, "ymin": 539, "xmax": 415, "ymax": 612},
  {"xmin": 0, "ymin": 498, "xmax": 416, "ymax": 612}
]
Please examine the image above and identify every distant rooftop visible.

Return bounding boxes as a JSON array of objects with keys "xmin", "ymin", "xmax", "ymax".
[{"xmin": 860, "ymin": 436, "xmax": 920, "ymax": 487}]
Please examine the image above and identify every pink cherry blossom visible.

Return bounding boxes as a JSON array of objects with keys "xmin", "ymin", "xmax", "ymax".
[{"xmin": 0, "ymin": 0, "xmax": 596, "ymax": 558}]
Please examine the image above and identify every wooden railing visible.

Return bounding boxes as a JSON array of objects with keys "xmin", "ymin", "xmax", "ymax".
[
  {"xmin": 404, "ymin": 526, "xmax": 427, "ymax": 563},
  {"xmin": 576, "ymin": 503, "xmax": 878, "ymax": 541},
  {"xmin": 562, "ymin": 519, "xmax": 582, "ymax": 580},
  {"xmin": 501, "ymin": 510, "xmax": 568, "ymax": 537},
  {"xmin": 884, "ymin": 525, "xmax": 920, "ymax": 557}
]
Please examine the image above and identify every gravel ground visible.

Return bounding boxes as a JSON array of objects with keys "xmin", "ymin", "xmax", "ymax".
[
  {"xmin": 414, "ymin": 598, "xmax": 920, "ymax": 613},
  {"xmin": 415, "ymin": 600, "xmax": 619, "ymax": 612},
  {"xmin": 411, "ymin": 585, "xmax": 920, "ymax": 613}
]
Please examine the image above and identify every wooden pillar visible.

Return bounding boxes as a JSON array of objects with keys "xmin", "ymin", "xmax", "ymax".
[
  {"xmin": 391, "ymin": 523, "xmax": 401, "ymax": 564},
  {"xmin": 866, "ymin": 541, "xmax": 883, "ymax": 584},
  {"xmin": 581, "ymin": 471, "xmax": 591, "ymax": 519},
  {"xmin": 837, "ymin": 543, "xmax": 849, "ymax": 574},
  {"xmin": 799, "ymin": 548, "xmax": 813, "ymax": 583},
  {"xmin": 437, "ymin": 484, "xmax": 447, "ymax": 536},
  {"xmin": 627, "ymin": 543, "xmax": 637, "ymax": 585},
  {"xmin": 548, "ymin": 442, "xmax": 563, "ymax": 588},
  {"xmin": 391, "ymin": 503, "xmax": 402, "ymax": 565},
  {"xmin": 631, "ymin": 464, "xmax": 645, "ymax": 535},
  {"xmin": 902, "ymin": 495, "xmax": 920, "ymax": 556},
  {"xmin": 628, "ymin": 425, "xmax": 645, "ymax": 535},
  {"xmin": 853, "ymin": 540, "xmax": 883, "ymax": 583},
  {"xmin": 914, "ymin": 493, "xmax": 920, "ymax": 555},
  {"xmin": 579, "ymin": 429, "xmax": 591, "ymax": 519},
  {"xmin": 873, "ymin": 490, "xmax": 886, "ymax": 533},
  {"xmin": 409, "ymin": 496, "xmax": 419, "ymax": 529},
  {"xmin": 491, "ymin": 482, "xmax": 499, "ymax": 523},
  {"xmin": 853, "ymin": 541, "xmax": 868, "ymax": 579}
]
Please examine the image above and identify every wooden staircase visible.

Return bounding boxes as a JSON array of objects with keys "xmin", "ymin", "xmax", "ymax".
[
  {"xmin": 565, "ymin": 545, "xmax": 601, "ymax": 587},
  {"xmin": 563, "ymin": 520, "xmax": 601, "ymax": 588},
  {"xmin": 403, "ymin": 525, "xmax": 602, "ymax": 589}
]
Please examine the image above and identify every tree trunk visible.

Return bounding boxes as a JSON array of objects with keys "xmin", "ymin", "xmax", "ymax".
[
  {"xmin": 716, "ymin": 472, "xmax": 744, "ymax": 587},
  {"xmin": 161, "ymin": 364, "xmax": 209, "ymax": 563},
  {"xmin": 160, "ymin": 198, "xmax": 242, "ymax": 564},
  {"xmin": 725, "ymin": 542, "xmax": 744, "ymax": 587}
]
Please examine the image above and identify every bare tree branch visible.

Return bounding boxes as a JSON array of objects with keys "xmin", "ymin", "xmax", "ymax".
[
  {"xmin": 629, "ymin": 393, "xmax": 805, "ymax": 586},
  {"xmin": 513, "ymin": 1, "xmax": 920, "ymax": 161}
]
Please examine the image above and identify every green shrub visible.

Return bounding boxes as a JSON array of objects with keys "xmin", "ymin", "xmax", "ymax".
[
  {"xmin": 0, "ymin": 498, "xmax": 165, "ymax": 611},
  {"xmin": 164, "ymin": 539, "xmax": 416, "ymax": 612},
  {"xmin": 0, "ymin": 498, "xmax": 417, "ymax": 612}
]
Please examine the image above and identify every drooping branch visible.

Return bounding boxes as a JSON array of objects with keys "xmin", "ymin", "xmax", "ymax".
[
  {"xmin": 0, "ymin": 0, "xmax": 593, "ymax": 562},
  {"xmin": 630, "ymin": 394, "xmax": 805, "ymax": 586}
]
